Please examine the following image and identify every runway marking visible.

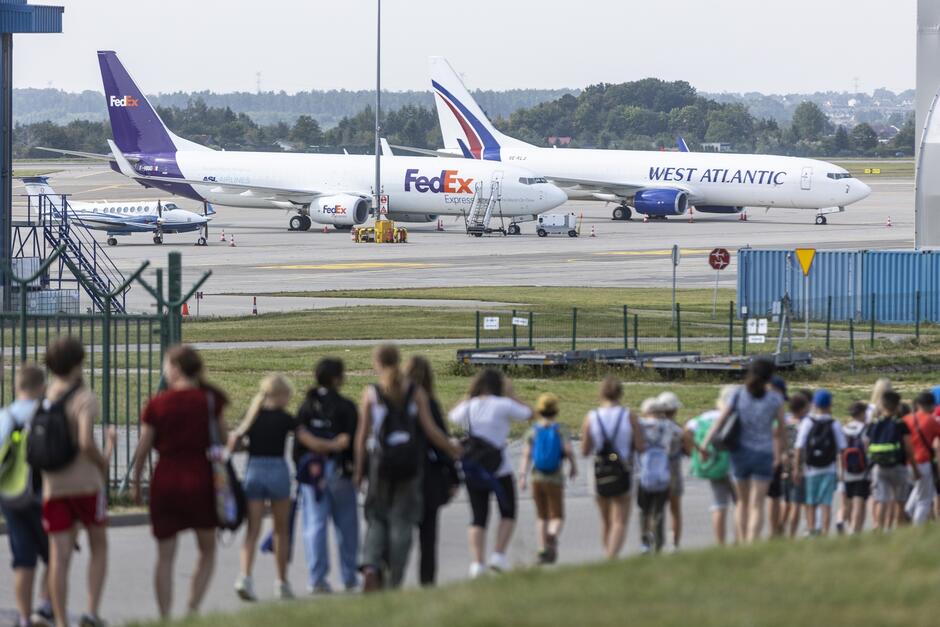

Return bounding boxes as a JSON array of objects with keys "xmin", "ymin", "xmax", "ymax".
[
  {"xmin": 593, "ymin": 248, "xmax": 718, "ymax": 257},
  {"xmin": 259, "ymin": 262, "xmax": 448, "ymax": 271},
  {"xmin": 77, "ymin": 183, "xmax": 141, "ymax": 196}
]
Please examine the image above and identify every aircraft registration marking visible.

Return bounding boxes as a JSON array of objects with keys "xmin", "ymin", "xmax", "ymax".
[{"xmin": 259, "ymin": 262, "xmax": 448, "ymax": 271}]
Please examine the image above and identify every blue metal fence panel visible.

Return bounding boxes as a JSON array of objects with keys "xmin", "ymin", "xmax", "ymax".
[
  {"xmin": 738, "ymin": 249, "xmax": 939, "ymax": 323},
  {"xmin": 0, "ymin": 2, "xmax": 62, "ymax": 33}
]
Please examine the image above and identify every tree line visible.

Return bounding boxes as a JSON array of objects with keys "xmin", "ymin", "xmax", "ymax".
[{"xmin": 13, "ymin": 80, "xmax": 914, "ymax": 159}]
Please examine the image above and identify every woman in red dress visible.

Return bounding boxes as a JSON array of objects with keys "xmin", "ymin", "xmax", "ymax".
[{"xmin": 132, "ymin": 345, "xmax": 228, "ymax": 619}]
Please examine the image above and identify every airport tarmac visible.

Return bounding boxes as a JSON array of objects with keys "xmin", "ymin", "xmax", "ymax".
[{"xmin": 13, "ymin": 162, "xmax": 914, "ymax": 314}]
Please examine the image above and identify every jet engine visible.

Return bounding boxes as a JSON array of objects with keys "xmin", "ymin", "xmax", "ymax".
[
  {"xmin": 310, "ymin": 195, "xmax": 370, "ymax": 226},
  {"xmin": 633, "ymin": 188, "xmax": 689, "ymax": 216}
]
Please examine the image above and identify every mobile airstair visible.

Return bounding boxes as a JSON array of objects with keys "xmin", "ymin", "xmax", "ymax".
[
  {"xmin": 465, "ymin": 174, "xmax": 505, "ymax": 237},
  {"xmin": 12, "ymin": 193, "xmax": 129, "ymax": 313}
]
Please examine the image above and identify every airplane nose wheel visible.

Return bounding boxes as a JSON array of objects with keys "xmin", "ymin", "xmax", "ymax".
[
  {"xmin": 815, "ymin": 215, "xmax": 827, "ymax": 225},
  {"xmin": 153, "ymin": 234, "xmax": 164, "ymax": 245},
  {"xmin": 196, "ymin": 236, "xmax": 207, "ymax": 247},
  {"xmin": 106, "ymin": 237, "xmax": 117, "ymax": 247}
]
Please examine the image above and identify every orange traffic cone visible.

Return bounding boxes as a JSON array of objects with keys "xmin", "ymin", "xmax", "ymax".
[
  {"xmin": 229, "ymin": 234, "xmax": 236, "ymax": 247},
  {"xmin": 885, "ymin": 216, "xmax": 892, "ymax": 228},
  {"xmin": 252, "ymin": 296, "xmax": 258, "ymax": 316},
  {"xmin": 590, "ymin": 225, "xmax": 596, "ymax": 237},
  {"xmin": 181, "ymin": 302, "xmax": 190, "ymax": 316},
  {"xmin": 322, "ymin": 225, "xmax": 329, "ymax": 233},
  {"xmin": 220, "ymin": 229, "xmax": 226, "ymax": 242}
]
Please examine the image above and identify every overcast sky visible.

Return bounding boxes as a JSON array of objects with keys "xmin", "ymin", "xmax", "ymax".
[{"xmin": 11, "ymin": 0, "xmax": 916, "ymax": 95}]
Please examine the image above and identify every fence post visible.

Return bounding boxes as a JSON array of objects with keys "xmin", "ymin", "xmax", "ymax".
[
  {"xmin": 675, "ymin": 303, "xmax": 682, "ymax": 352},
  {"xmin": 528, "ymin": 311, "xmax": 533, "ymax": 348},
  {"xmin": 475, "ymin": 311, "xmax": 480, "ymax": 349},
  {"xmin": 742, "ymin": 313, "xmax": 747, "ymax": 356},
  {"xmin": 915, "ymin": 291, "xmax": 921, "ymax": 342},
  {"xmin": 623, "ymin": 305, "xmax": 628, "ymax": 351},
  {"xmin": 571, "ymin": 307, "xmax": 577, "ymax": 351},
  {"xmin": 101, "ymin": 299, "xmax": 111, "ymax": 429},
  {"xmin": 825, "ymin": 295, "xmax": 832, "ymax": 351},
  {"xmin": 512, "ymin": 308, "xmax": 517, "ymax": 348},
  {"xmin": 728, "ymin": 301, "xmax": 734, "ymax": 355},
  {"xmin": 18, "ymin": 279, "xmax": 26, "ymax": 363},
  {"xmin": 849, "ymin": 318, "xmax": 856, "ymax": 372},
  {"xmin": 168, "ymin": 252, "xmax": 183, "ymax": 345},
  {"xmin": 869, "ymin": 293, "xmax": 875, "ymax": 349},
  {"xmin": 633, "ymin": 314, "xmax": 638, "ymax": 351}
]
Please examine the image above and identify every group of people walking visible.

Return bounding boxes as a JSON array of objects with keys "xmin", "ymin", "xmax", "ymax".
[{"xmin": 2, "ymin": 338, "xmax": 940, "ymax": 626}]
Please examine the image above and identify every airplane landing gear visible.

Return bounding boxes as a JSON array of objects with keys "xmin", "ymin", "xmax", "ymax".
[
  {"xmin": 153, "ymin": 234, "xmax": 164, "ymax": 245},
  {"xmin": 815, "ymin": 215, "xmax": 827, "ymax": 225},
  {"xmin": 507, "ymin": 223, "xmax": 521, "ymax": 235},
  {"xmin": 612, "ymin": 204, "xmax": 632, "ymax": 221},
  {"xmin": 290, "ymin": 214, "xmax": 312, "ymax": 231},
  {"xmin": 107, "ymin": 237, "xmax": 117, "ymax": 247},
  {"xmin": 196, "ymin": 236, "xmax": 208, "ymax": 246}
]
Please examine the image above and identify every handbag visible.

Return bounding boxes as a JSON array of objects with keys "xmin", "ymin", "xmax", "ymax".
[
  {"xmin": 207, "ymin": 393, "xmax": 246, "ymax": 531},
  {"xmin": 713, "ymin": 390, "xmax": 742, "ymax": 452},
  {"xmin": 909, "ymin": 414, "xmax": 940, "ymax": 493},
  {"xmin": 460, "ymin": 405, "xmax": 503, "ymax": 483},
  {"xmin": 593, "ymin": 409, "xmax": 631, "ymax": 498}
]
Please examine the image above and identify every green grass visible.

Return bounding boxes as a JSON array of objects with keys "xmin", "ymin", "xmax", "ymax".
[
  {"xmin": 831, "ymin": 159, "xmax": 914, "ymax": 178},
  {"xmin": 146, "ymin": 525, "xmax": 940, "ymax": 627},
  {"xmin": 243, "ymin": 286, "xmax": 736, "ymax": 312}
]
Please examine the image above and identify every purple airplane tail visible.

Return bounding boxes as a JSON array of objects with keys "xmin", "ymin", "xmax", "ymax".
[{"xmin": 98, "ymin": 51, "xmax": 188, "ymax": 155}]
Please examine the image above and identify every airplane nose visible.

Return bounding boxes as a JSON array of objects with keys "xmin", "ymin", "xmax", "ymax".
[
  {"xmin": 856, "ymin": 180, "xmax": 872, "ymax": 201},
  {"xmin": 544, "ymin": 184, "xmax": 567, "ymax": 209}
]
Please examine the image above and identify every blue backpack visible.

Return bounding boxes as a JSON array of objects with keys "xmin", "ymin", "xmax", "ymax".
[
  {"xmin": 532, "ymin": 423, "xmax": 564, "ymax": 474},
  {"xmin": 638, "ymin": 423, "xmax": 672, "ymax": 493}
]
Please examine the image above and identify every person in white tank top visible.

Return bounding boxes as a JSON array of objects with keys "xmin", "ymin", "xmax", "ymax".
[{"xmin": 579, "ymin": 375, "xmax": 645, "ymax": 560}]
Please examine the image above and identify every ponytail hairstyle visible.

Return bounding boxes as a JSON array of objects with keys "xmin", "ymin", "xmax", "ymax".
[
  {"xmin": 744, "ymin": 358, "xmax": 774, "ymax": 399},
  {"xmin": 165, "ymin": 344, "xmax": 229, "ymax": 406},
  {"xmin": 405, "ymin": 355, "xmax": 434, "ymax": 397},
  {"xmin": 234, "ymin": 374, "xmax": 294, "ymax": 438},
  {"xmin": 374, "ymin": 344, "xmax": 404, "ymax": 406},
  {"xmin": 467, "ymin": 368, "xmax": 504, "ymax": 398}
]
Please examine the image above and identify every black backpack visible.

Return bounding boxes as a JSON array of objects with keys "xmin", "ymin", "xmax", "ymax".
[
  {"xmin": 867, "ymin": 417, "xmax": 905, "ymax": 467},
  {"xmin": 375, "ymin": 384, "xmax": 420, "ymax": 482},
  {"xmin": 593, "ymin": 409, "xmax": 631, "ymax": 498},
  {"xmin": 805, "ymin": 417, "xmax": 837, "ymax": 468},
  {"xmin": 27, "ymin": 383, "xmax": 81, "ymax": 472}
]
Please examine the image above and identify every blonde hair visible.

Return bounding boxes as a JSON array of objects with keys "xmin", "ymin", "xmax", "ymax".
[
  {"xmin": 870, "ymin": 378, "xmax": 893, "ymax": 407},
  {"xmin": 716, "ymin": 385, "xmax": 738, "ymax": 410},
  {"xmin": 234, "ymin": 374, "xmax": 294, "ymax": 437}
]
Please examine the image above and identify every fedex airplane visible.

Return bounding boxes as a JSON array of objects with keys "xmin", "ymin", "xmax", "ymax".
[
  {"xmin": 40, "ymin": 52, "xmax": 566, "ymax": 232},
  {"xmin": 22, "ymin": 177, "xmax": 212, "ymax": 246},
  {"xmin": 423, "ymin": 57, "xmax": 871, "ymax": 225}
]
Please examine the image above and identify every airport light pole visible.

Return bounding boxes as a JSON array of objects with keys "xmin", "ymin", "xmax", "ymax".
[{"xmin": 374, "ymin": 0, "xmax": 382, "ymax": 221}]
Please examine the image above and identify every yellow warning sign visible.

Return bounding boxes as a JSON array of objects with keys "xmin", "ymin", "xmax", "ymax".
[{"xmin": 795, "ymin": 248, "xmax": 816, "ymax": 276}]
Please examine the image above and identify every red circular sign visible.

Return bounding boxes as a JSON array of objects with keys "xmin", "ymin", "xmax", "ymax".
[{"xmin": 709, "ymin": 248, "xmax": 731, "ymax": 270}]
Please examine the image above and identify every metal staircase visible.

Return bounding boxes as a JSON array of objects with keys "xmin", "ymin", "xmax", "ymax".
[
  {"xmin": 12, "ymin": 194, "xmax": 129, "ymax": 313},
  {"xmin": 465, "ymin": 175, "xmax": 503, "ymax": 236}
]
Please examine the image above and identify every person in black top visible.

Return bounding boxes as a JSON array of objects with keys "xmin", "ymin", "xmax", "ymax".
[
  {"xmin": 227, "ymin": 374, "xmax": 346, "ymax": 602},
  {"xmin": 405, "ymin": 356, "xmax": 458, "ymax": 586},
  {"xmin": 295, "ymin": 358, "xmax": 360, "ymax": 593}
]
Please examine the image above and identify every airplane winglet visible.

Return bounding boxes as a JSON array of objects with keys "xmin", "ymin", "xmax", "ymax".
[
  {"xmin": 380, "ymin": 138, "xmax": 394, "ymax": 156},
  {"xmin": 107, "ymin": 140, "xmax": 137, "ymax": 178}
]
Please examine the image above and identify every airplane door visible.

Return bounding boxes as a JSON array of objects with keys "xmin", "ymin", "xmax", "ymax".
[
  {"xmin": 800, "ymin": 166, "xmax": 813, "ymax": 191},
  {"xmin": 492, "ymin": 170, "xmax": 503, "ymax": 199}
]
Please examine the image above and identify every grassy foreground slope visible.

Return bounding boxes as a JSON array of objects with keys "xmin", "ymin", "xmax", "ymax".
[{"xmin": 156, "ymin": 526, "xmax": 940, "ymax": 627}]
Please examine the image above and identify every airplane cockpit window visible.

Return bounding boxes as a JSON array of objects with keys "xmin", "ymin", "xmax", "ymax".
[
  {"xmin": 518, "ymin": 177, "xmax": 549, "ymax": 185},
  {"xmin": 827, "ymin": 172, "xmax": 853, "ymax": 180},
  {"xmin": 164, "ymin": 203, "xmax": 177, "ymax": 210}
]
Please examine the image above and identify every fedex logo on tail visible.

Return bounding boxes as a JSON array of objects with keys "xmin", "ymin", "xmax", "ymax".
[
  {"xmin": 109, "ymin": 95, "xmax": 139, "ymax": 108},
  {"xmin": 404, "ymin": 169, "xmax": 474, "ymax": 194}
]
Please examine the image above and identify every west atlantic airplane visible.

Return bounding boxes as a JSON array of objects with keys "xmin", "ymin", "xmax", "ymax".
[
  {"xmin": 22, "ymin": 177, "xmax": 212, "ymax": 246},
  {"xmin": 40, "ymin": 52, "xmax": 566, "ymax": 232},
  {"xmin": 419, "ymin": 57, "xmax": 871, "ymax": 225}
]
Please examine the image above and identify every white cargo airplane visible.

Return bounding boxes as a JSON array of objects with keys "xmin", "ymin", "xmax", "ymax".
[
  {"xmin": 419, "ymin": 57, "xmax": 871, "ymax": 225},
  {"xmin": 39, "ymin": 52, "xmax": 567, "ymax": 232},
  {"xmin": 22, "ymin": 177, "xmax": 212, "ymax": 246}
]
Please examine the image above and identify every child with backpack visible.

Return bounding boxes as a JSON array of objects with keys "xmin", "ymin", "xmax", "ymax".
[
  {"xmin": 0, "ymin": 365, "xmax": 54, "ymax": 627},
  {"xmin": 519, "ymin": 393, "xmax": 577, "ymax": 564},
  {"xmin": 780, "ymin": 392, "xmax": 810, "ymax": 538},
  {"xmin": 637, "ymin": 398, "xmax": 683, "ymax": 554},
  {"xmin": 867, "ymin": 390, "xmax": 919, "ymax": 531},
  {"xmin": 687, "ymin": 386, "xmax": 737, "ymax": 545},
  {"xmin": 838, "ymin": 401, "xmax": 870, "ymax": 534},
  {"xmin": 793, "ymin": 390, "xmax": 846, "ymax": 536}
]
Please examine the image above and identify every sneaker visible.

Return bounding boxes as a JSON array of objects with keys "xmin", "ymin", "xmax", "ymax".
[
  {"xmin": 468, "ymin": 562, "xmax": 487, "ymax": 579},
  {"xmin": 79, "ymin": 614, "xmax": 107, "ymax": 627},
  {"xmin": 836, "ymin": 521, "xmax": 846, "ymax": 536},
  {"xmin": 235, "ymin": 575, "xmax": 257, "ymax": 602},
  {"xmin": 640, "ymin": 542, "xmax": 651, "ymax": 555},
  {"xmin": 488, "ymin": 552, "xmax": 510, "ymax": 573},
  {"xmin": 362, "ymin": 568, "xmax": 381, "ymax": 593},
  {"xmin": 545, "ymin": 534, "xmax": 558, "ymax": 564},
  {"xmin": 275, "ymin": 580, "xmax": 294, "ymax": 600},
  {"xmin": 30, "ymin": 603, "xmax": 54, "ymax": 627},
  {"xmin": 310, "ymin": 582, "xmax": 333, "ymax": 595}
]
